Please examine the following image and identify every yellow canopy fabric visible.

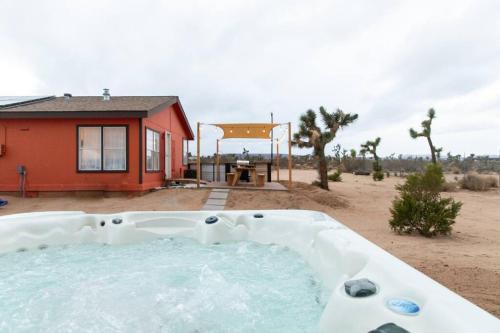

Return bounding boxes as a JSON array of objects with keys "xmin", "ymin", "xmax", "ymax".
[{"xmin": 213, "ymin": 123, "xmax": 279, "ymax": 139}]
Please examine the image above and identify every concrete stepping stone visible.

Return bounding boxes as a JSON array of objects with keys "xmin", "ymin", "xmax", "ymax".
[
  {"xmin": 204, "ymin": 198, "xmax": 226, "ymax": 205},
  {"xmin": 202, "ymin": 189, "xmax": 230, "ymax": 211},
  {"xmin": 208, "ymin": 191, "xmax": 229, "ymax": 199}
]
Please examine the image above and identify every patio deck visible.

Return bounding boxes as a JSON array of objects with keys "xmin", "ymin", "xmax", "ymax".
[{"xmin": 206, "ymin": 181, "xmax": 288, "ymax": 191}]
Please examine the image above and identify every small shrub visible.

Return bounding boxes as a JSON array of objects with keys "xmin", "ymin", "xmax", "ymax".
[
  {"xmin": 489, "ymin": 176, "xmax": 499, "ymax": 188},
  {"xmin": 441, "ymin": 181, "xmax": 458, "ymax": 192},
  {"xmin": 389, "ymin": 164, "xmax": 462, "ymax": 237},
  {"xmin": 372, "ymin": 163, "xmax": 384, "ymax": 181},
  {"xmin": 373, "ymin": 171, "xmax": 384, "ymax": 181},
  {"xmin": 328, "ymin": 170, "xmax": 342, "ymax": 182},
  {"xmin": 450, "ymin": 166, "xmax": 461, "ymax": 174},
  {"xmin": 460, "ymin": 172, "xmax": 499, "ymax": 191}
]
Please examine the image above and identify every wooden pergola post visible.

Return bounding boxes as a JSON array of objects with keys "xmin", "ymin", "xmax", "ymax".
[
  {"xmin": 288, "ymin": 122, "xmax": 292, "ymax": 189},
  {"xmin": 276, "ymin": 139, "xmax": 280, "ymax": 182},
  {"xmin": 216, "ymin": 139, "xmax": 220, "ymax": 182},
  {"xmin": 196, "ymin": 122, "xmax": 201, "ymax": 188}
]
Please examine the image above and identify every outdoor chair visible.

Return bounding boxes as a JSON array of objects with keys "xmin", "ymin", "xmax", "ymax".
[
  {"xmin": 226, "ymin": 173, "xmax": 235, "ymax": 185},
  {"xmin": 257, "ymin": 174, "xmax": 266, "ymax": 187}
]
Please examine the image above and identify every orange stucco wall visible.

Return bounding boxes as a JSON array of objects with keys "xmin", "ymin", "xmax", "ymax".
[
  {"xmin": 142, "ymin": 104, "xmax": 189, "ymax": 188},
  {"xmin": 0, "ymin": 104, "xmax": 191, "ymax": 192},
  {"xmin": 0, "ymin": 118, "xmax": 141, "ymax": 192}
]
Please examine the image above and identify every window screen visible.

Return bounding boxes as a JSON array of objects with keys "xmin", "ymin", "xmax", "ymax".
[
  {"xmin": 146, "ymin": 129, "xmax": 160, "ymax": 171},
  {"xmin": 103, "ymin": 127, "xmax": 126, "ymax": 171},
  {"xmin": 78, "ymin": 127, "xmax": 102, "ymax": 171}
]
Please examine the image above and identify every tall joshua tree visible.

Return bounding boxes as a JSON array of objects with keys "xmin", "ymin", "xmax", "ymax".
[
  {"xmin": 409, "ymin": 108, "xmax": 443, "ymax": 164},
  {"xmin": 292, "ymin": 106, "xmax": 358, "ymax": 190},
  {"xmin": 360, "ymin": 137, "xmax": 384, "ymax": 181}
]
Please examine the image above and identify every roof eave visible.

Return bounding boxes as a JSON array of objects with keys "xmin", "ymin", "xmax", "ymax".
[{"xmin": 0, "ymin": 110, "xmax": 148, "ymax": 119}]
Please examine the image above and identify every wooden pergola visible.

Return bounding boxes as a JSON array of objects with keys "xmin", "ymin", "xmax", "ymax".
[{"xmin": 196, "ymin": 122, "xmax": 293, "ymax": 189}]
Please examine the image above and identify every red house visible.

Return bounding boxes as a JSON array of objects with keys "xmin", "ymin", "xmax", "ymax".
[{"xmin": 0, "ymin": 91, "xmax": 194, "ymax": 193}]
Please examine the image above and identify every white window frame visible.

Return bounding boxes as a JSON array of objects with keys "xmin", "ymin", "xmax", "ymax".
[
  {"xmin": 182, "ymin": 138, "xmax": 189, "ymax": 165},
  {"xmin": 78, "ymin": 125, "xmax": 128, "ymax": 172},
  {"xmin": 103, "ymin": 127, "xmax": 127, "ymax": 171},
  {"xmin": 146, "ymin": 128, "xmax": 161, "ymax": 172}
]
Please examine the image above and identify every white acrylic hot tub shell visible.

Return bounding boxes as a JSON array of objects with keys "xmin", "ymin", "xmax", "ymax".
[{"xmin": 0, "ymin": 210, "xmax": 498, "ymax": 332}]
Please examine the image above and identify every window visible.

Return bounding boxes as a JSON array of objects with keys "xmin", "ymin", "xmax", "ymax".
[
  {"xmin": 78, "ymin": 127, "xmax": 101, "ymax": 171},
  {"xmin": 103, "ymin": 127, "xmax": 127, "ymax": 170},
  {"xmin": 182, "ymin": 138, "xmax": 189, "ymax": 165},
  {"xmin": 78, "ymin": 126, "xmax": 127, "ymax": 172},
  {"xmin": 146, "ymin": 128, "xmax": 160, "ymax": 171}
]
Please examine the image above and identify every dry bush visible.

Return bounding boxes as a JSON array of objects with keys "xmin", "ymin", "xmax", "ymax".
[
  {"xmin": 327, "ymin": 170, "xmax": 342, "ymax": 182},
  {"xmin": 442, "ymin": 181, "xmax": 458, "ymax": 192},
  {"xmin": 460, "ymin": 172, "xmax": 499, "ymax": 191},
  {"xmin": 450, "ymin": 166, "xmax": 461, "ymax": 174},
  {"xmin": 487, "ymin": 176, "xmax": 499, "ymax": 188},
  {"xmin": 390, "ymin": 164, "xmax": 462, "ymax": 237}
]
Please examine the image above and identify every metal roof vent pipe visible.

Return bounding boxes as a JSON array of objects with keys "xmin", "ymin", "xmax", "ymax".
[
  {"xmin": 103, "ymin": 88, "xmax": 111, "ymax": 101},
  {"xmin": 64, "ymin": 93, "xmax": 72, "ymax": 101}
]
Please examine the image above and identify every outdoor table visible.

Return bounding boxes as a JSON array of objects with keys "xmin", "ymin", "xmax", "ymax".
[{"xmin": 232, "ymin": 165, "xmax": 257, "ymax": 186}]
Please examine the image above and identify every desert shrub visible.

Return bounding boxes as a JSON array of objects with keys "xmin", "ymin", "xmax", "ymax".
[
  {"xmin": 311, "ymin": 180, "xmax": 322, "ymax": 187},
  {"xmin": 328, "ymin": 170, "xmax": 342, "ymax": 182},
  {"xmin": 450, "ymin": 166, "xmax": 461, "ymax": 174},
  {"xmin": 372, "ymin": 162, "xmax": 384, "ymax": 181},
  {"xmin": 389, "ymin": 164, "xmax": 462, "ymax": 237},
  {"xmin": 441, "ymin": 181, "xmax": 458, "ymax": 192},
  {"xmin": 373, "ymin": 171, "xmax": 384, "ymax": 181},
  {"xmin": 460, "ymin": 172, "xmax": 499, "ymax": 191},
  {"xmin": 489, "ymin": 176, "xmax": 499, "ymax": 187}
]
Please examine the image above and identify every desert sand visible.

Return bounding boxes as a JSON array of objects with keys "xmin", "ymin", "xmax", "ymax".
[
  {"xmin": 1, "ymin": 170, "xmax": 499, "ymax": 316},
  {"xmin": 0, "ymin": 189, "xmax": 210, "ymax": 215}
]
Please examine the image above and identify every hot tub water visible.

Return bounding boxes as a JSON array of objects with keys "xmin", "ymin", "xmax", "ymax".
[{"xmin": 0, "ymin": 238, "xmax": 329, "ymax": 333}]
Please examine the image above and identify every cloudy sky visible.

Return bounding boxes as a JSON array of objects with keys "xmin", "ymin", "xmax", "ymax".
[{"xmin": 1, "ymin": 0, "xmax": 499, "ymax": 157}]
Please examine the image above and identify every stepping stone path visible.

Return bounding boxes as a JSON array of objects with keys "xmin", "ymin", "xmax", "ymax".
[{"xmin": 202, "ymin": 189, "xmax": 229, "ymax": 210}]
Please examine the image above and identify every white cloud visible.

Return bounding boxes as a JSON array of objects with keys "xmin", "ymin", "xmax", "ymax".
[
  {"xmin": 0, "ymin": 0, "xmax": 499, "ymax": 156},
  {"xmin": 0, "ymin": 56, "xmax": 44, "ymax": 94}
]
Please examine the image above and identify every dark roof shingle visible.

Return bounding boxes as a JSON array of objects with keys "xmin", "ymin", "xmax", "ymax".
[{"xmin": 0, "ymin": 96, "xmax": 177, "ymax": 112}]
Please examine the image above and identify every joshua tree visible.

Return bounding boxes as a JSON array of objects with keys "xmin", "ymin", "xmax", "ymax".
[
  {"xmin": 409, "ymin": 108, "xmax": 443, "ymax": 164},
  {"xmin": 332, "ymin": 144, "xmax": 342, "ymax": 166},
  {"xmin": 292, "ymin": 107, "xmax": 358, "ymax": 190},
  {"xmin": 241, "ymin": 148, "xmax": 250, "ymax": 159},
  {"xmin": 360, "ymin": 137, "xmax": 384, "ymax": 181}
]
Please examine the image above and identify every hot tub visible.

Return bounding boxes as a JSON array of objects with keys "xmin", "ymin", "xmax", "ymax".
[{"xmin": 0, "ymin": 210, "xmax": 498, "ymax": 332}]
